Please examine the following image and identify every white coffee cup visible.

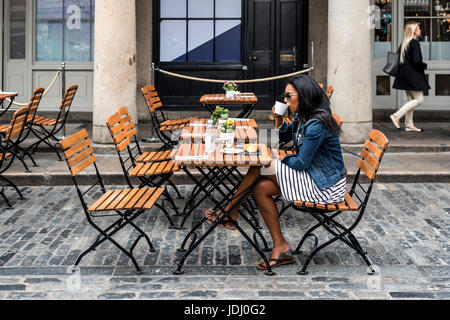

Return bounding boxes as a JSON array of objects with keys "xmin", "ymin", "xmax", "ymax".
[{"xmin": 274, "ymin": 101, "xmax": 288, "ymax": 116}]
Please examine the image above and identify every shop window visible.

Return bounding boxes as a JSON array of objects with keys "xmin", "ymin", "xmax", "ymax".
[
  {"xmin": 35, "ymin": 0, "xmax": 95, "ymax": 62},
  {"xmin": 10, "ymin": 0, "xmax": 26, "ymax": 59},
  {"xmin": 160, "ymin": 0, "xmax": 242, "ymax": 62},
  {"xmin": 376, "ymin": 76, "xmax": 391, "ymax": 96},
  {"xmin": 436, "ymin": 74, "xmax": 450, "ymax": 95},
  {"xmin": 373, "ymin": 0, "xmax": 392, "ymax": 60},
  {"xmin": 404, "ymin": 0, "xmax": 450, "ymax": 61}
]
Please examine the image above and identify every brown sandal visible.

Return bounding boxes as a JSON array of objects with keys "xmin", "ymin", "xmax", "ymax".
[{"xmin": 257, "ymin": 250, "xmax": 295, "ymax": 270}]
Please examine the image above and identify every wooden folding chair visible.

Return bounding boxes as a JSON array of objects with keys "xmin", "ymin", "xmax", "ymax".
[
  {"xmin": 288, "ymin": 129, "xmax": 389, "ymax": 275},
  {"xmin": 0, "ymin": 88, "xmax": 44, "ymax": 172},
  {"xmin": 140, "ymin": 85, "xmax": 198, "ymax": 150},
  {"xmin": 59, "ymin": 129, "xmax": 165, "ymax": 274},
  {"xmin": 0, "ymin": 106, "xmax": 33, "ymax": 208},
  {"xmin": 106, "ymin": 107, "xmax": 181, "ymax": 226},
  {"xmin": 27, "ymin": 84, "xmax": 78, "ymax": 161}
]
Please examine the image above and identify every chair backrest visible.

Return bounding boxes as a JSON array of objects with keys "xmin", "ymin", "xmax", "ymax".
[
  {"xmin": 357, "ymin": 129, "xmax": 389, "ymax": 181},
  {"xmin": 332, "ymin": 113, "xmax": 343, "ymax": 128},
  {"xmin": 326, "ymin": 86, "xmax": 335, "ymax": 98},
  {"xmin": 59, "ymin": 84, "xmax": 78, "ymax": 111},
  {"xmin": 106, "ymin": 107, "xmax": 139, "ymax": 154},
  {"xmin": 59, "ymin": 129, "xmax": 97, "ymax": 177},
  {"xmin": 349, "ymin": 129, "xmax": 389, "ymax": 210},
  {"xmin": 26, "ymin": 87, "xmax": 45, "ymax": 124},
  {"xmin": 5, "ymin": 106, "xmax": 31, "ymax": 142},
  {"xmin": 141, "ymin": 85, "xmax": 163, "ymax": 113},
  {"xmin": 60, "ymin": 129, "xmax": 105, "ymax": 212}
]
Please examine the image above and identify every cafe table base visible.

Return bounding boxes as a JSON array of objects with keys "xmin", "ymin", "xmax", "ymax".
[
  {"xmin": 173, "ymin": 166, "xmax": 275, "ymax": 276},
  {"xmin": 178, "ymin": 165, "xmax": 262, "ymax": 230}
]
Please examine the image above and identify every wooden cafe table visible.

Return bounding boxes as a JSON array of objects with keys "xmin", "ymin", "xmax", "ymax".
[
  {"xmin": 0, "ymin": 92, "xmax": 18, "ymax": 118},
  {"xmin": 180, "ymin": 118, "xmax": 259, "ymax": 143},
  {"xmin": 200, "ymin": 93, "xmax": 258, "ymax": 118},
  {"xmin": 172, "ymin": 142, "xmax": 278, "ymax": 276}
]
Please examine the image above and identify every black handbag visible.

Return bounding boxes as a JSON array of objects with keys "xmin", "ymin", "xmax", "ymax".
[{"xmin": 383, "ymin": 51, "xmax": 400, "ymax": 76}]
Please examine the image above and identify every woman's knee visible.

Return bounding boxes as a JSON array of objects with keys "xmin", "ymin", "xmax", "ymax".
[{"xmin": 254, "ymin": 178, "xmax": 277, "ymax": 197}]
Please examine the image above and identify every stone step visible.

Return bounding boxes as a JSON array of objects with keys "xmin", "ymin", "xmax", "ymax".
[{"xmin": 3, "ymin": 152, "xmax": 450, "ymax": 186}]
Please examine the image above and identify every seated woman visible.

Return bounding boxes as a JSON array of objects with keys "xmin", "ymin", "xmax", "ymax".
[{"xmin": 205, "ymin": 74, "xmax": 347, "ymax": 270}]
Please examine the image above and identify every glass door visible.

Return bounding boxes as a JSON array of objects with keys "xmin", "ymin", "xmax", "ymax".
[{"xmin": 372, "ymin": 0, "xmax": 399, "ymax": 111}]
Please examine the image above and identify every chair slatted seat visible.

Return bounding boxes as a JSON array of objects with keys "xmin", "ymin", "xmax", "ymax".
[
  {"xmin": 59, "ymin": 128, "xmax": 164, "ymax": 274},
  {"xmin": 106, "ymin": 107, "xmax": 182, "ymax": 225},
  {"xmin": 285, "ymin": 129, "xmax": 389, "ymax": 276},
  {"xmin": 27, "ymin": 85, "xmax": 78, "ymax": 161},
  {"xmin": 141, "ymin": 85, "xmax": 198, "ymax": 150},
  {"xmin": 136, "ymin": 150, "xmax": 174, "ymax": 163}
]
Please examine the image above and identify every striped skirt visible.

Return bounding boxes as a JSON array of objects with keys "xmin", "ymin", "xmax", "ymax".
[{"xmin": 275, "ymin": 160, "xmax": 347, "ymax": 204}]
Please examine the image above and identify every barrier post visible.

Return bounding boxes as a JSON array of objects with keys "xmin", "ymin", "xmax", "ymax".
[
  {"xmin": 60, "ymin": 62, "xmax": 67, "ymax": 139},
  {"xmin": 142, "ymin": 63, "xmax": 161, "ymax": 143}
]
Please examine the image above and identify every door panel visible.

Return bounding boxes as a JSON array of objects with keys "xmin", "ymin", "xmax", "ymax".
[
  {"xmin": 3, "ymin": 0, "xmax": 29, "ymax": 102},
  {"xmin": 247, "ymin": 0, "xmax": 275, "ymax": 108},
  {"xmin": 247, "ymin": 0, "xmax": 308, "ymax": 108}
]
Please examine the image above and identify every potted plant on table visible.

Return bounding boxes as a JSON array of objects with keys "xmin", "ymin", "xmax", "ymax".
[
  {"xmin": 223, "ymin": 81, "xmax": 239, "ymax": 99},
  {"xmin": 220, "ymin": 119, "xmax": 236, "ymax": 147},
  {"xmin": 211, "ymin": 106, "xmax": 229, "ymax": 126}
]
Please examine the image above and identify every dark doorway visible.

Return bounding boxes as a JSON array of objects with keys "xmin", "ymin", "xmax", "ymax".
[{"xmin": 153, "ymin": 0, "xmax": 308, "ymax": 110}]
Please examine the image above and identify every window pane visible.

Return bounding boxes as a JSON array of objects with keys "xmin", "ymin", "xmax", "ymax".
[
  {"xmin": 36, "ymin": 0, "xmax": 63, "ymax": 19},
  {"xmin": 161, "ymin": 0, "xmax": 186, "ymax": 18},
  {"xmin": 432, "ymin": 0, "xmax": 450, "ymax": 16},
  {"xmin": 188, "ymin": 0, "xmax": 213, "ymax": 18},
  {"xmin": 215, "ymin": 20, "xmax": 241, "ymax": 61},
  {"xmin": 435, "ymin": 16, "xmax": 450, "ymax": 41},
  {"xmin": 36, "ymin": 21, "xmax": 63, "ymax": 61},
  {"xmin": 374, "ymin": 0, "xmax": 392, "ymax": 59},
  {"xmin": 64, "ymin": 21, "xmax": 91, "ymax": 61},
  {"xmin": 11, "ymin": 0, "xmax": 26, "ymax": 19},
  {"xmin": 10, "ymin": 0, "xmax": 26, "ymax": 59},
  {"xmin": 64, "ymin": 0, "xmax": 91, "ymax": 19},
  {"xmin": 376, "ymin": 76, "xmax": 391, "ymax": 96},
  {"xmin": 188, "ymin": 20, "xmax": 213, "ymax": 61},
  {"xmin": 216, "ymin": 0, "xmax": 242, "ymax": 18},
  {"xmin": 404, "ymin": 0, "xmax": 431, "ymax": 17},
  {"xmin": 160, "ymin": 20, "xmax": 187, "ymax": 62},
  {"xmin": 436, "ymin": 74, "xmax": 450, "ymax": 95}
]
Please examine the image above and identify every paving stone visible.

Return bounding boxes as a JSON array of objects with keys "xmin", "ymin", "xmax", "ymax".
[
  {"xmin": 389, "ymin": 292, "xmax": 435, "ymax": 299},
  {"xmin": 0, "ymin": 184, "xmax": 449, "ymax": 300},
  {"xmin": 139, "ymin": 291, "xmax": 176, "ymax": 299}
]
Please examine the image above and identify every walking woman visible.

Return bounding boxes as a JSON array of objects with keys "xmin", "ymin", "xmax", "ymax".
[
  {"xmin": 205, "ymin": 75, "xmax": 347, "ymax": 270},
  {"xmin": 391, "ymin": 21, "xmax": 431, "ymax": 132}
]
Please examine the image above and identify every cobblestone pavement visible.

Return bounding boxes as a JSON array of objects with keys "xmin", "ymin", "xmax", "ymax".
[{"xmin": 0, "ymin": 183, "xmax": 449, "ymax": 300}]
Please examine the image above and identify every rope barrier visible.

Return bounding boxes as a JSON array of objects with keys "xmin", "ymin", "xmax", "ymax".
[
  {"xmin": 153, "ymin": 66, "xmax": 314, "ymax": 84},
  {"xmin": 4, "ymin": 70, "xmax": 61, "ymax": 106}
]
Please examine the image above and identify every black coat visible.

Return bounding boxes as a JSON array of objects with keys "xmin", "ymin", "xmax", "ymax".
[{"xmin": 393, "ymin": 39, "xmax": 431, "ymax": 91}]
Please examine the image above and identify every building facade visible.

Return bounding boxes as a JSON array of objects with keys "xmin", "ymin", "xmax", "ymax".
[{"xmin": 0, "ymin": 0, "xmax": 449, "ymax": 143}]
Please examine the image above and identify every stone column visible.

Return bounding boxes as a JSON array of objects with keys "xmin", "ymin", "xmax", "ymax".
[
  {"xmin": 93, "ymin": 0, "xmax": 137, "ymax": 143},
  {"xmin": 136, "ymin": 0, "xmax": 153, "ymax": 122},
  {"xmin": 327, "ymin": 0, "xmax": 372, "ymax": 143}
]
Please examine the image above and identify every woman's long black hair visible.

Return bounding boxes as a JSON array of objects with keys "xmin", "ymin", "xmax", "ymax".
[{"xmin": 287, "ymin": 74, "xmax": 341, "ymax": 135}]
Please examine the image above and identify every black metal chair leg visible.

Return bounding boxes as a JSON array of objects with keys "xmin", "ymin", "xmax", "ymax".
[
  {"xmin": 0, "ymin": 175, "xmax": 25, "ymax": 200},
  {"xmin": 154, "ymin": 202, "xmax": 178, "ymax": 229},
  {"xmin": 167, "ymin": 179, "xmax": 184, "ymax": 199}
]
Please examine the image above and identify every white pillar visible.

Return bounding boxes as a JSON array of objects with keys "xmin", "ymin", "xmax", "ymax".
[
  {"xmin": 93, "ymin": 0, "xmax": 137, "ymax": 143},
  {"xmin": 327, "ymin": 0, "xmax": 373, "ymax": 143}
]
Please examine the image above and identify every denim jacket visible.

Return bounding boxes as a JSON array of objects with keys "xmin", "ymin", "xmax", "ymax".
[{"xmin": 278, "ymin": 117, "xmax": 346, "ymax": 190}]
